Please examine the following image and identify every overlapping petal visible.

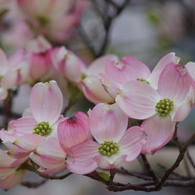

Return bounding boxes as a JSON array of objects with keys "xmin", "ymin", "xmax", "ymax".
[
  {"xmin": 148, "ymin": 52, "xmax": 178, "ymax": 89},
  {"xmin": 119, "ymin": 126, "xmax": 147, "ymax": 161},
  {"xmin": 67, "ymin": 139, "xmax": 99, "ymax": 174},
  {"xmin": 30, "ymin": 137, "xmax": 66, "ymax": 169},
  {"xmin": 116, "ymin": 81, "xmax": 160, "ymax": 119},
  {"xmin": 58, "ymin": 112, "xmax": 89, "ymax": 152},
  {"xmin": 0, "ymin": 169, "xmax": 27, "ymax": 190},
  {"xmin": 5, "ymin": 134, "xmax": 44, "ymax": 154},
  {"xmin": 85, "ymin": 54, "xmax": 118, "ymax": 76},
  {"xmin": 30, "ymin": 80, "xmax": 63, "ymax": 125},
  {"xmin": 141, "ymin": 115, "xmax": 175, "ymax": 154},
  {"xmin": 89, "ymin": 103, "xmax": 128, "ymax": 143},
  {"xmin": 105, "ymin": 56, "xmax": 150, "ymax": 84},
  {"xmin": 158, "ymin": 63, "xmax": 192, "ymax": 105}
]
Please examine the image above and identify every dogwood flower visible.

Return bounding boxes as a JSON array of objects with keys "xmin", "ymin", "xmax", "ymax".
[
  {"xmin": 68, "ymin": 103, "xmax": 146, "ymax": 173},
  {"xmin": 0, "ymin": 80, "xmax": 64, "ymax": 159},
  {"xmin": 29, "ymin": 112, "xmax": 91, "ymax": 174},
  {"xmin": 100, "ymin": 52, "xmax": 179, "ymax": 99},
  {"xmin": 116, "ymin": 62, "xmax": 194, "ymax": 153}
]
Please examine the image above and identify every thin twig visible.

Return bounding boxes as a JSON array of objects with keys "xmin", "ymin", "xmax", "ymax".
[{"xmin": 140, "ymin": 154, "xmax": 159, "ymax": 184}]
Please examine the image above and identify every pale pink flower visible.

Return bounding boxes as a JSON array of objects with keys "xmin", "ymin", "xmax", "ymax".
[
  {"xmin": 52, "ymin": 46, "xmax": 86, "ymax": 84},
  {"xmin": 0, "ymin": 48, "xmax": 29, "ymax": 101},
  {"xmin": 17, "ymin": 0, "xmax": 90, "ymax": 43},
  {"xmin": 81, "ymin": 55, "xmax": 117, "ymax": 104},
  {"xmin": 68, "ymin": 103, "xmax": 146, "ymax": 173},
  {"xmin": 29, "ymin": 112, "xmax": 91, "ymax": 174},
  {"xmin": 0, "ymin": 80, "xmax": 64, "ymax": 158},
  {"xmin": 0, "ymin": 1, "xmax": 34, "ymax": 49},
  {"xmin": 0, "ymin": 149, "xmax": 27, "ymax": 190},
  {"xmin": 100, "ymin": 52, "xmax": 179, "ymax": 100},
  {"xmin": 116, "ymin": 62, "xmax": 194, "ymax": 153}
]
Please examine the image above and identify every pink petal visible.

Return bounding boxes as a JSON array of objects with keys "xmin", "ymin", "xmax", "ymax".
[
  {"xmin": 0, "ymin": 149, "xmax": 15, "ymax": 166},
  {"xmin": 141, "ymin": 114, "xmax": 175, "ymax": 154},
  {"xmin": 158, "ymin": 63, "xmax": 193, "ymax": 105},
  {"xmin": 5, "ymin": 134, "xmax": 44, "ymax": 154},
  {"xmin": 9, "ymin": 157, "xmax": 29, "ymax": 167},
  {"xmin": 119, "ymin": 126, "xmax": 147, "ymax": 161},
  {"xmin": 100, "ymin": 73, "xmax": 121, "ymax": 99},
  {"xmin": 0, "ymin": 167, "xmax": 15, "ymax": 178},
  {"xmin": 148, "ymin": 52, "xmax": 178, "ymax": 89},
  {"xmin": 105, "ymin": 56, "xmax": 150, "ymax": 84},
  {"xmin": 30, "ymin": 137, "xmax": 66, "ymax": 169},
  {"xmin": 58, "ymin": 112, "xmax": 89, "ymax": 152},
  {"xmin": 7, "ymin": 150, "xmax": 31, "ymax": 159},
  {"xmin": 116, "ymin": 81, "xmax": 160, "ymax": 119},
  {"xmin": 82, "ymin": 75, "xmax": 114, "ymax": 104},
  {"xmin": 37, "ymin": 164, "xmax": 67, "ymax": 174},
  {"xmin": 26, "ymin": 35, "xmax": 51, "ymax": 53},
  {"xmin": 11, "ymin": 116, "xmax": 37, "ymax": 134},
  {"xmin": 89, "ymin": 103, "xmax": 128, "ymax": 143},
  {"xmin": 86, "ymin": 54, "xmax": 118, "ymax": 76},
  {"xmin": 0, "ymin": 169, "xmax": 27, "ymax": 190},
  {"xmin": 172, "ymin": 90, "xmax": 194, "ymax": 121},
  {"xmin": 67, "ymin": 139, "xmax": 99, "ymax": 174},
  {"xmin": 30, "ymin": 80, "xmax": 63, "ymax": 125},
  {"xmin": 185, "ymin": 61, "xmax": 195, "ymax": 81},
  {"xmin": 1, "ymin": 70, "xmax": 20, "ymax": 89}
]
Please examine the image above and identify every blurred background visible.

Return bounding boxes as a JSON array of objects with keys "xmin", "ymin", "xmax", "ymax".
[{"xmin": 0, "ymin": 0, "xmax": 195, "ymax": 194}]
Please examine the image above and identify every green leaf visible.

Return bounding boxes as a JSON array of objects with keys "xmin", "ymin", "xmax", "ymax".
[{"xmin": 98, "ymin": 172, "xmax": 110, "ymax": 184}]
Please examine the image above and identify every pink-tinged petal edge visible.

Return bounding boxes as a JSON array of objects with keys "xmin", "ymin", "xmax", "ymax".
[
  {"xmin": 67, "ymin": 139, "xmax": 99, "ymax": 174},
  {"xmin": 119, "ymin": 126, "xmax": 147, "ymax": 162},
  {"xmin": 89, "ymin": 103, "xmax": 128, "ymax": 143},
  {"xmin": 116, "ymin": 81, "xmax": 160, "ymax": 119},
  {"xmin": 141, "ymin": 114, "xmax": 176, "ymax": 154},
  {"xmin": 0, "ymin": 169, "xmax": 27, "ymax": 190},
  {"xmin": 58, "ymin": 112, "xmax": 89, "ymax": 152},
  {"xmin": 30, "ymin": 80, "xmax": 63, "ymax": 125}
]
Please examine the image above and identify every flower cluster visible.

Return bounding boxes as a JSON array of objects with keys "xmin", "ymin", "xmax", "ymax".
[{"xmin": 0, "ymin": 48, "xmax": 195, "ymax": 189}]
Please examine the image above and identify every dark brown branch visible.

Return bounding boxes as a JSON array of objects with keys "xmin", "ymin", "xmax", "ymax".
[
  {"xmin": 21, "ymin": 180, "xmax": 48, "ymax": 188},
  {"xmin": 187, "ymin": 150, "xmax": 195, "ymax": 170},
  {"xmin": 119, "ymin": 167, "xmax": 152, "ymax": 181},
  {"xmin": 140, "ymin": 154, "xmax": 159, "ymax": 184}
]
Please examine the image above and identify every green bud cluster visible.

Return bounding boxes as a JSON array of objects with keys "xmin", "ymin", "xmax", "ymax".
[
  {"xmin": 33, "ymin": 121, "xmax": 52, "ymax": 136},
  {"xmin": 155, "ymin": 98, "xmax": 174, "ymax": 116},
  {"xmin": 136, "ymin": 78, "xmax": 150, "ymax": 84},
  {"xmin": 35, "ymin": 15, "xmax": 50, "ymax": 26},
  {"xmin": 98, "ymin": 141, "xmax": 119, "ymax": 156}
]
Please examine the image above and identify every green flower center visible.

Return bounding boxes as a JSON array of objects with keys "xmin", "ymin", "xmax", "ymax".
[
  {"xmin": 32, "ymin": 121, "xmax": 52, "ymax": 136},
  {"xmin": 136, "ymin": 78, "xmax": 150, "ymax": 84},
  {"xmin": 98, "ymin": 141, "xmax": 120, "ymax": 157},
  {"xmin": 35, "ymin": 15, "xmax": 50, "ymax": 27},
  {"xmin": 155, "ymin": 98, "xmax": 174, "ymax": 116}
]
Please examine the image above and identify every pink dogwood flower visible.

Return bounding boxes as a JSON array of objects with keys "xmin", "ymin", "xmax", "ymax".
[
  {"xmin": 0, "ymin": 48, "xmax": 29, "ymax": 101},
  {"xmin": 17, "ymin": 0, "xmax": 90, "ymax": 43},
  {"xmin": 116, "ymin": 62, "xmax": 194, "ymax": 153},
  {"xmin": 0, "ymin": 80, "xmax": 64, "ymax": 159},
  {"xmin": 68, "ymin": 103, "xmax": 147, "ymax": 173},
  {"xmin": 81, "ymin": 55, "xmax": 117, "ymax": 104},
  {"xmin": 100, "ymin": 52, "xmax": 179, "ymax": 99},
  {"xmin": 52, "ymin": 46, "xmax": 86, "ymax": 84},
  {"xmin": 29, "ymin": 112, "xmax": 91, "ymax": 174}
]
